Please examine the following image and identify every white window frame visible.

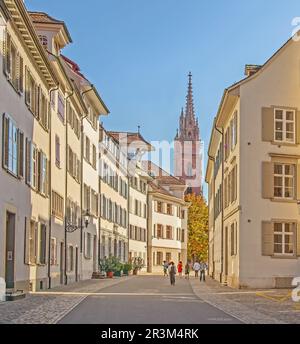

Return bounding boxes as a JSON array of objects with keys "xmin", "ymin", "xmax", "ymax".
[
  {"xmin": 274, "ymin": 108, "xmax": 296, "ymax": 144},
  {"xmin": 274, "ymin": 163, "xmax": 295, "ymax": 200},
  {"xmin": 274, "ymin": 222, "xmax": 295, "ymax": 256}
]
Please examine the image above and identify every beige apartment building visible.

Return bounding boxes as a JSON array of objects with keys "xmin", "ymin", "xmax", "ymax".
[
  {"xmin": 0, "ymin": 0, "xmax": 57, "ymax": 292},
  {"xmin": 99, "ymin": 128, "xmax": 129, "ymax": 263},
  {"xmin": 143, "ymin": 162, "xmax": 189, "ymax": 273},
  {"xmin": 206, "ymin": 35, "xmax": 300, "ymax": 289}
]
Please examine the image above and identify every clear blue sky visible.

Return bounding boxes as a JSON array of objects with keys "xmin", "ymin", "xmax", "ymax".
[{"xmin": 27, "ymin": 0, "xmax": 300, "ymax": 197}]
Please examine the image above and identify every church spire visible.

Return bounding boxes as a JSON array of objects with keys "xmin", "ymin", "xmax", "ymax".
[{"xmin": 185, "ymin": 72, "xmax": 195, "ymax": 120}]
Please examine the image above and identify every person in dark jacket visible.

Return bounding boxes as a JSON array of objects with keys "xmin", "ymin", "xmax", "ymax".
[{"xmin": 168, "ymin": 262, "xmax": 177, "ymax": 286}]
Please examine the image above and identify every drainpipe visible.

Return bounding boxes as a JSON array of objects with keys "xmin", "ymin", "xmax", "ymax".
[
  {"xmin": 127, "ymin": 178, "xmax": 130, "ymax": 263},
  {"xmin": 48, "ymin": 84, "xmax": 59, "ymax": 290},
  {"xmin": 214, "ymin": 124, "xmax": 224, "ymax": 283},
  {"xmin": 64, "ymin": 90, "xmax": 74, "ymax": 285}
]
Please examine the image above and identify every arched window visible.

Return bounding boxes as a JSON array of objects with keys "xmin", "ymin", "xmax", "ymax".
[{"xmin": 38, "ymin": 35, "xmax": 48, "ymax": 48}]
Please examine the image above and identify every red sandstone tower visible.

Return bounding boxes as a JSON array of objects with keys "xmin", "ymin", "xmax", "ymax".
[{"xmin": 174, "ymin": 73, "xmax": 203, "ymax": 195}]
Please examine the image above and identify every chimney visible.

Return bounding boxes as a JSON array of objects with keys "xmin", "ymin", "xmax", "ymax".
[{"xmin": 245, "ymin": 64, "xmax": 262, "ymax": 77}]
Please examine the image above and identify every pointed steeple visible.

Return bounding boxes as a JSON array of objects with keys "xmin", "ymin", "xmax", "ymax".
[{"xmin": 185, "ymin": 72, "xmax": 195, "ymax": 120}]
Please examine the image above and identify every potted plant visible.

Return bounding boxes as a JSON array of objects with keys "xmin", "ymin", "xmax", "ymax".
[
  {"xmin": 122, "ymin": 263, "xmax": 133, "ymax": 276},
  {"xmin": 132, "ymin": 257, "xmax": 144, "ymax": 276},
  {"xmin": 113, "ymin": 261, "xmax": 123, "ymax": 277},
  {"xmin": 100, "ymin": 256, "xmax": 120, "ymax": 278}
]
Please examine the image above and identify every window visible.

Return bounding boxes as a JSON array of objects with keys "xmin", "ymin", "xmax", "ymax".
[
  {"xmin": 3, "ymin": 32, "xmax": 23, "ymax": 93},
  {"xmin": 38, "ymin": 35, "xmax": 48, "ymax": 48},
  {"xmin": 52, "ymin": 191, "xmax": 64, "ymax": 219},
  {"xmin": 57, "ymin": 94, "xmax": 65, "ymax": 122},
  {"xmin": 92, "ymin": 144, "xmax": 97, "ymax": 169},
  {"xmin": 181, "ymin": 210, "xmax": 185, "ymax": 220},
  {"xmin": 55, "ymin": 135, "xmax": 60, "ymax": 168},
  {"xmin": 84, "ymin": 184, "xmax": 91, "ymax": 212},
  {"xmin": 274, "ymin": 109, "xmax": 295, "ymax": 143},
  {"xmin": 187, "ymin": 163, "xmax": 193, "ymax": 177},
  {"xmin": 91, "ymin": 190, "xmax": 98, "ymax": 217},
  {"xmin": 143, "ymin": 204, "xmax": 147, "ymax": 219},
  {"xmin": 39, "ymin": 90, "xmax": 49, "ymax": 130},
  {"xmin": 38, "ymin": 224, "xmax": 47, "ymax": 265},
  {"xmin": 166, "ymin": 253, "xmax": 172, "ymax": 263},
  {"xmin": 157, "ymin": 224, "xmax": 163, "ymax": 239},
  {"xmin": 231, "ymin": 223, "xmax": 237, "ymax": 256},
  {"xmin": 25, "ymin": 68, "xmax": 38, "ymax": 116},
  {"xmin": 231, "ymin": 111, "xmax": 238, "ymax": 150},
  {"xmin": 274, "ymin": 222, "xmax": 295, "ymax": 255},
  {"xmin": 50, "ymin": 238, "xmax": 57, "ymax": 265},
  {"xmin": 166, "ymin": 204, "xmax": 173, "ymax": 215},
  {"xmin": 224, "ymin": 128, "xmax": 230, "ymax": 160},
  {"xmin": 37, "ymin": 151, "xmax": 49, "ymax": 196},
  {"xmin": 68, "ymin": 246, "xmax": 74, "ymax": 272},
  {"xmin": 274, "ymin": 164, "xmax": 295, "ymax": 199},
  {"xmin": 157, "ymin": 201, "xmax": 163, "ymax": 213},
  {"xmin": 181, "ymin": 229, "xmax": 185, "ymax": 243},
  {"xmin": 156, "ymin": 252, "xmax": 163, "ymax": 266},
  {"xmin": 85, "ymin": 232, "xmax": 92, "ymax": 259},
  {"xmin": 2, "ymin": 114, "xmax": 24, "ymax": 177},
  {"xmin": 85, "ymin": 136, "xmax": 90, "ymax": 163},
  {"xmin": 25, "ymin": 140, "xmax": 37, "ymax": 189},
  {"xmin": 166, "ymin": 226, "xmax": 173, "ymax": 240},
  {"xmin": 29, "ymin": 221, "xmax": 37, "ymax": 264}
]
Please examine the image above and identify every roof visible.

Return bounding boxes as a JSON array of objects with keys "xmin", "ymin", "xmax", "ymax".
[
  {"xmin": 29, "ymin": 11, "xmax": 72, "ymax": 43},
  {"xmin": 142, "ymin": 161, "xmax": 186, "ymax": 186},
  {"xmin": 108, "ymin": 131, "xmax": 154, "ymax": 151},
  {"xmin": 61, "ymin": 55, "xmax": 87, "ymax": 81}
]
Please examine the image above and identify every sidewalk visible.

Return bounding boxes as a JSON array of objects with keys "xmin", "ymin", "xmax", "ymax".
[
  {"xmin": 189, "ymin": 277, "xmax": 300, "ymax": 324},
  {"xmin": 0, "ymin": 277, "xmax": 133, "ymax": 324}
]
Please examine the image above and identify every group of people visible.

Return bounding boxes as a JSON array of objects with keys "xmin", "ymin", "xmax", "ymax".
[{"xmin": 163, "ymin": 260, "xmax": 208, "ymax": 286}]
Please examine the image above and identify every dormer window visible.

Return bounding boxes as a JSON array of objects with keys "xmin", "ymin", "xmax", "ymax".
[{"xmin": 38, "ymin": 35, "xmax": 48, "ymax": 49}]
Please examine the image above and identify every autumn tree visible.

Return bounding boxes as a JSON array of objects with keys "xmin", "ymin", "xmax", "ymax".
[{"xmin": 185, "ymin": 193, "xmax": 209, "ymax": 262}]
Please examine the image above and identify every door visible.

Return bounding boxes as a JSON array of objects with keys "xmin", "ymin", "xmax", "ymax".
[
  {"xmin": 5, "ymin": 212, "xmax": 16, "ymax": 289},
  {"xmin": 60, "ymin": 242, "xmax": 64, "ymax": 285},
  {"xmin": 75, "ymin": 247, "xmax": 79, "ymax": 282}
]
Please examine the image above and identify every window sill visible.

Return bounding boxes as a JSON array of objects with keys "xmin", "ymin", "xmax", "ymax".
[
  {"xmin": 271, "ymin": 255, "xmax": 297, "ymax": 260},
  {"xmin": 271, "ymin": 141, "xmax": 298, "ymax": 147},
  {"xmin": 271, "ymin": 198, "xmax": 297, "ymax": 203}
]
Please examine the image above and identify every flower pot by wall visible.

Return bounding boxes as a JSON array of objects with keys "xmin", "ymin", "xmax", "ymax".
[{"xmin": 107, "ymin": 271, "xmax": 114, "ymax": 279}]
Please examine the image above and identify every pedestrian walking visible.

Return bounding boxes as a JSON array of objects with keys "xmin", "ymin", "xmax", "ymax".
[
  {"xmin": 199, "ymin": 262, "xmax": 208, "ymax": 282},
  {"xmin": 168, "ymin": 262, "xmax": 177, "ymax": 286},
  {"xmin": 162, "ymin": 261, "xmax": 169, "ymax": 277},
  {"xmin": 177, "ymin": 261, "xmax": 183, "ymax": 278},
  {"xmin": 184, "ymin": 262, "xmax": 190, "ymax": 279},
  {"xmin": 193, "ymin": 261, "xmax": 201, "ymax": 278}
]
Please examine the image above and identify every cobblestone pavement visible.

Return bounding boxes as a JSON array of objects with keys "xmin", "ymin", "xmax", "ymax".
[
  {"xmin": 189, "ymin": 277, "xmax": 300, "ymax": 324},
  {"xmin": 0, "ymin": 277, "xmax": 133, "ymax": 324}
]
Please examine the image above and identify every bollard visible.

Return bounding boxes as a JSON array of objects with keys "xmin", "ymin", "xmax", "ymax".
[{"xmin": 0, "ymin": 278, "xmax": 6, "ymax": 302}]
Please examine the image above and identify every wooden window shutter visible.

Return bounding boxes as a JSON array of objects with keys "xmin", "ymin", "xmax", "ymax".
[
  {"xmin": 262, "ymin": 162, "xmax": 274, "ymax": 199},
  {"xmin": 25, "ymin": 139, "xmax": 31, "ymax": 185},
  {"xmin": 2, "ymin": 114, "xmax": 9, "ymax": 169},
  {"xmin": 18, "ymin": 55, "xmax": 24, "ymax": 93},
  {"xmin": 262, "ymin": 221, "xmax": 274, "ymax": 256},
  {"xmin": 2, "ymin": 28, "xmax": 7, "ymax": 75},
  {"xmin": 262, "ymin": 107, "xmax": 274, "ymax": 142},
  {"xmin": 18, "ymin": 130, "xmax": 24, "ymax": 178},
  {"xmin": 297, "ymin": 223, "xmax": 300, "ymax": 257},
  {"xmin": 24, "ymin": 217, "xmax": 30, "ymax": 265},
  {"xmin": 3, "ymin": 31, "xmax": 11, "ymax": 77},
  {"xmin": 296, "ymin": 111, "xmax": 300, "ymax": 144}
]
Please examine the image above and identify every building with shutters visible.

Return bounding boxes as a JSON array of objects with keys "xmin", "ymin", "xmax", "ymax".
[
  {"xmin": 0, "ymin": 1, "xmax": 57, "ymax": 292},
  {"xmin": 142, "ymin": 161, "xmax": 189, "ymax": 273},
  {"xmin": 206, "ymin": 35, "xmax": 300, "ymax": 289},
  {"xmin": 99, "ymin": 128, "xmax": 129, "ymax": 263}
]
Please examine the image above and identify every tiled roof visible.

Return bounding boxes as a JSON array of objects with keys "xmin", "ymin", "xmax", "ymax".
[
  {"xmin": 29, "ymin": 12, "xmax": 64, "ymax": 25},
  {"xmin": 142, "ymin": 161, "xmax": 186, "ymax": 186},
  {"xmin": 108, "ymin": 132, "xmax": 153, "ymax": 150}
]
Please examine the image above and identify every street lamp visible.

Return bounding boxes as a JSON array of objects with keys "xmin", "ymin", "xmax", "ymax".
[{"xmin": 66, "ymin": 209, "xmax": 91, "ymax": 233}]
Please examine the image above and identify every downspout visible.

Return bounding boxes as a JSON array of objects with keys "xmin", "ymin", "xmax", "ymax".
[
  {"xmin": 214, "ymin": 124, "xmax": 224, "ymax": 283},
  {"xmin": 48, "ymin": 84, "xmax": 59, "ymax": 290},
  {"xmin": 127, "ymin": 178, "xmax": 130, "ymax": 263},
  {"xmin": 64, "ymin": 89, "xmax": 74, "ymax": 285}
]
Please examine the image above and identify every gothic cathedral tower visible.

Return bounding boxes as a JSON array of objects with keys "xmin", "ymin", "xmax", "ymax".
[{"xmin": 174, "ymin": 73, "xmax": 203, "ymax": 195}]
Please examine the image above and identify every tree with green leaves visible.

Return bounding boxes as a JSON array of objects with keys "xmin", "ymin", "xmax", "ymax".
[{"xmin": 186, "ymin": 193, "xmax": 209, "ymax": 263}]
